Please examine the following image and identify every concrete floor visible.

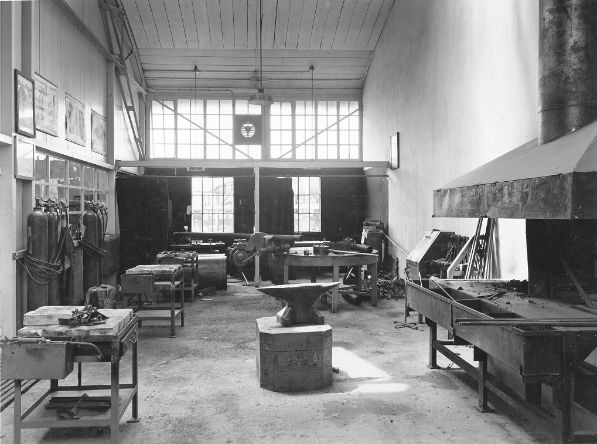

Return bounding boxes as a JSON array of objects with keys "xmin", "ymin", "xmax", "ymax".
[{"xmin": 1, "ymin": 280, "xmax": 554, "ymax": 443}]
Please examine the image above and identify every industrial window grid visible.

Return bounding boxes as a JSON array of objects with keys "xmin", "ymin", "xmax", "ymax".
[
  {"xmin": 33, "ymin": 150, "xmax": 109, "ymax": 227},
  {"xmin": 191, "ymin": 176, "xmax": 234, "ymax": 233},
  {"xmin": 292, "ymin": 177, "xmax": 321, "ymax": 233},
  {"xmin": 150, "ymin": 99, "xmax": 360, "ymax": 161},
  {"xmin": 271, "ymin": 100, "xmax": 360, "ymax": 160},
  {"xmin": 151, "ymin": 99, "xmax": 262, "ymax": 160}
]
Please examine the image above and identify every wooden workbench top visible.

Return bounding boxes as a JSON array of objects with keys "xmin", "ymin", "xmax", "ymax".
[{"xmin": 19, "ymin": 306, "xmax": 134, "ymax": 338}]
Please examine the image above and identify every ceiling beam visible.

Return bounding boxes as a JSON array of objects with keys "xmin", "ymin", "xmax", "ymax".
[{"xmin": 116, "ymin": 159, "xmax": 389, "ymax": 169}]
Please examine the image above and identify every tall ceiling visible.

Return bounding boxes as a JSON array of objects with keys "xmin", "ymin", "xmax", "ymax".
[{"xmin": 120, "ymin": 0, "xmax": 395, "ymax": 97}]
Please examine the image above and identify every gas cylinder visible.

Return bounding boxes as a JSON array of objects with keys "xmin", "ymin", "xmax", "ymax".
[
  {"xmin": 95, "ymin": 203, "xmax": 105, "ymax": 283},
  {"xmin": 27, "ymin": 199, "xmax": 48, "ymax": 311},
  {"xmin": 82, "ymin": 201, "xmax": 100, "ymax": 293},
  {"xmin": 45, "ymin": 205, "xmax": 60, "ymax": 305}
]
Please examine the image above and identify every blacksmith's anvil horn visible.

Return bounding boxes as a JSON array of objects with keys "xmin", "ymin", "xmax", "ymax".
[{"xmin": 258, "ymin": 282, "xmax": 339, "ymax": 327}]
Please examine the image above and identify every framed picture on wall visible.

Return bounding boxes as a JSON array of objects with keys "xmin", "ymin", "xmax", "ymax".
[
  {"xmin": 65, "ymin": 93, "xmax": 86, "ymax": 146},
  {"xmin": 14, "ymin": 137, "xmax": 34, "ymax": 180},
  {"xmin": 91, "ymin": 110, "xmax": 107, "ymax": 155},
  {"xmin": 14, "ymin": 70, "xmax": 36, "ymax": 138},
  {"xmin": 34, "ymin": 74, "xmax": 58, "ymax": 137},
  {"xmin": 390, "ymin": 132, "xmax": 400, "ymax": 169}
]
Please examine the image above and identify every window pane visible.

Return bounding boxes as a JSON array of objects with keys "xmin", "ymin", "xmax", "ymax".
[
  {"xmin": 83, "ymin": 166, "xmax": 94, "ymax": 188},
  {"xmin": 34, "ymin": 153, "xmax": 47, "ymax": 181},
  {"xmin": 69, "ymin": 188, "xmax": 83, "ymax": 211},
  {"xmin": 49, "ymin": 157, "xmax": 67, "ymax": 185}
]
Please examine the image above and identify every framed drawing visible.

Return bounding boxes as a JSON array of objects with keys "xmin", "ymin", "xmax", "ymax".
[
  {"xmin": 390, "ymin": 132, "xmax": 400, "ymax": 169},
  {"xmin": 65, "ymin": 93, "xmax": 86, "ymax": 146},
  {"xmin": 14, "ymin": 138, "xmax": 34, "ymax": 180},
  {"xmin": 14, "ymin": 70, "xmax": 36, "ymax": 138},
  {"xmin": 91, "ymin": 110, "xmax": 107, "ymax": 155},
  {"xmin": 34, "ymin": 74, "xmax": 58, "ymax": 136}
]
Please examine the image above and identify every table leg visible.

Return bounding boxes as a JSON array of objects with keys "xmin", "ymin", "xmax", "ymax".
[
  {"xmin": 557, "ymin": 333, "xmax": 575, "ymax": 443},
  {"xmin": 475, "ymin": 348, "xmax": 489, "ymax": 412},
  {"xmin": 170, "ymin": 282, "xmax": 176, "ymax": 338},
  {"xmin": 128, "ymin": 334, "xmax": 140, "ymax": 423},
  {"xmin": 180, "ymin": 279, "xmax": 185, "ymax": 328},
  {"xmin": 77, "ymin": 362, "xmax": 82, "ymax": 387},
  {"xmin": 331, "ymin": 265, "xmax": 340, "ymax": 313},
  {"xmin": 369, "ymin": 262, "xmax": 378, "ymax": 307},
  {"xmin": 357, "ymin": 266, "xmax": 363, "ymax": 289},
  {"xmin": 14, "ymin": 379, "xmax": 21, "ymax": 444},
  {"xmin": 427, "ymin": 320, "xmax": 438, "ymax": 369},
  {"xmin": 283, "ymin": 263, "xmax": 289, "ymax": 284},
  {"xmin": 310, "ymin": 268, "xmax": 317, "ymax": 283},
  {"xmin": 110, "ymin": 353, "xmax": 120, "ymax": 444}
]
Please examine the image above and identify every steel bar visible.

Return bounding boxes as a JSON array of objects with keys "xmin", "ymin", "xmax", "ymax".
[{"xmin": 455, "ymin": 318, "xmax": 597, "ymax": 326}]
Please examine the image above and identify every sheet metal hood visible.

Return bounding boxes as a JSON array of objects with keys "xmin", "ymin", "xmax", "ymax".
[
  {"xmin": 433, "ymin": 120, "xmax": 597, "ymax": 219},
  {"xmin": 434, "ymin": 1, "xmax": 597, "ymax": 220}
]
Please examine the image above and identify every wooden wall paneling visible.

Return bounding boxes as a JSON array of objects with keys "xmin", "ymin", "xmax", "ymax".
[
  {"xmin": 273, "ymin": 0, "xmax": 290, "ymax": 49},
  {"xmin": 136, "ymin": 0, "xmax": 161, "ymax": 47},
  {"xmin": 179, "ymin": 0, "xmax": 199, "ymax": 48},
  {"xmin": 297, "ymin": 0, "xmax": 317, "ymax": 50},
  {"xmin": 285, "ymin": 0, "xmax": 303, "ymax": 49},
  {"xmin": 205, "ymin": 0, "xmax": 223, "ymax": 49},
  {"xmin": 261, "ymin": 0, "xmax": 277, "ymax": 49},
  {"xmin": 320, "ymin": 0, "xmax": 343, "ymax": 49},
  {"xmin": 308, "ymin": 0, "xmax": 330, "ymax": 49},
  {"xmin": 39, "ymin": 0, "xmax": 61, "ymax": 85},
  {"xmin": 148, "ymin": 0, "xmax": 174, "ymax": 48},
  {"xmin": 366, "ymin": 0, "xmax": 393, "ymax": 49},
  {"xmin": 344, "ymin": 0, "xmax": 369, "ymax": 49},
  {"xmin": 64, "ymin": 0, "xmax": 84, "ymax": 22},
  {"xmin": 86, "ymin": 0, "xmax": 109, "ymax": 48},
  {"xmin": 193, "ymin": 0, "xmax": 211, "ymax": 49},
  {"xmin": 332, "ymin": 0, "xmax": 356, "ymax": 49},
  {"xmin": 220, "ymin": 0, "xmax": 234, "ymax": 49},
  {"xmin": 164, "ymin": 0, "xmax": 188, "ymax": 48},
  {"xmin": 356, "ymin": 0, "xmax": 382, "ymax": 49},
  {"xmin": 233, "ymin": 0, "xmax": 248, "ymax": 49},
  {"xmin": 247, "ymin": 0, "xmax": 258, "ymax": 50},
  {"xmin": 122, "ymin": 0, "xmax": 150, "ymax": 48}
]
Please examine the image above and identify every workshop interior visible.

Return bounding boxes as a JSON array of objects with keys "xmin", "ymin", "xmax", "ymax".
[{"xmin": 2, "ymin": 0, "xmax": 597, "ymax": 443}]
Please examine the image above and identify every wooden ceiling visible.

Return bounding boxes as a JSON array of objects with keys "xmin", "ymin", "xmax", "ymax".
[{"xmin": 120, "ymin": 0, "xmax": 395, "ymax": 96}]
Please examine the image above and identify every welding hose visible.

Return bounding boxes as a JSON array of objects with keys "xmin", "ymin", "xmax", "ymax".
[
  {"xmin": 17, "ymin": 252, "xmax": 63, "ymax": 285},
  {"xmin": 80, "ymin": 238, "xmax": 107, "ymax": 257}
]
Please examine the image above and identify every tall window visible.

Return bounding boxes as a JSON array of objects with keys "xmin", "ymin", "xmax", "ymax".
[
  {"xmin": 191, "ymin": 177, "xmax": 234, "ymax": 232},
  {"xmin": 271, "ymin": 100, "xmax": 360, "ymax": 160},
  {"xmin": 151, "ymin": 99, "xmax": 261, "ymax": 160},
  {"xmin": 292, "ymin": 177, "xmax": 321, "ymax": 232},
  {"xmin": 151, "ymin": 99, "xmax": 360, "ymax": 161}
]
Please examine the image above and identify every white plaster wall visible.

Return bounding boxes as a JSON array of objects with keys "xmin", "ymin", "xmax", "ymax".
[{"xmin": 363, "ymin": 0, "xmax": 539, "ymax": 278}]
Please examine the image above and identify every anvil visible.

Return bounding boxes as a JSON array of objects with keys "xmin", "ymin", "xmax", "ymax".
[{"xmin": 257, "ymin": 282, "xmax": 339, "ymax": 327}]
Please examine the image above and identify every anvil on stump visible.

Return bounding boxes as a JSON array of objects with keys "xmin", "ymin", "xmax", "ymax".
[
  {"xmin": 257, "ymin": 282, "xmax": 338, "ymax": 327},
  {"xmin": 256, "ymin": 283, "xmax": 337, "ymax": 392}
]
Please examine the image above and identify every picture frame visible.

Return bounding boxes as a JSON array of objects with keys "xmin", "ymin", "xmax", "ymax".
[
  {"xmin": 14, "ymin": 70, "xmax": 36, "ymax": 138},
  {"xmin": 65, "ymin": 93, "xmax": 86, "ymax": 146},
  {"xmin": 14, "ymin": 137, "xmax": 34, "ymax": 180},
  {"xmin": 390, "ymin": 132, "xmax": 400, "ymax": 169},
  {"xmin": 91, "ymin": 110, "xmax": 107, "ymax": 155},
  {"xmin": 34, "ymin": 74, "xmax": 58, "ymax": 137}
]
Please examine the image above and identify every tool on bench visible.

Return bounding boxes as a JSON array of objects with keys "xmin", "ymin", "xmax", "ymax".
[{"xmin": 58, "ymin": 305, "xmax": 108, "ymax": 328}]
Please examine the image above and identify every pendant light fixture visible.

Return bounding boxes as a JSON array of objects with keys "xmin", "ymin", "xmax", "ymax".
[{"xmin": 248, "ymin": 0, "xmax": 273, "ymax": 106}]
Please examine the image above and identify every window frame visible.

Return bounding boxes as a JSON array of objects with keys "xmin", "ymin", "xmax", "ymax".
[{"xmin": 191, "ymin": 176, "xmax": 235, "ymax": 233}]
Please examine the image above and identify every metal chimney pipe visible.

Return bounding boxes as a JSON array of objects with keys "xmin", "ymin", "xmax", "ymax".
[{"xmin": 539, "ymin": 0, "xmax": 597, "ymax": 145}]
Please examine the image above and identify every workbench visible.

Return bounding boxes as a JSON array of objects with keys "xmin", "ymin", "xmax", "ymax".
[
  {"xmin": 123, "ymin": 264, "xmax": 184, "ymax": 337},
  {"xmin": 283, "ymin": 248, "xmax": 378, "ymax": 312},
  {"xmin": 405, "ymin": 279, "xmax": 597, "ymax": 443},
  {"xmin": 8, "ymin": 307, "xmax": 139, "ymax": 444},
  {"xmin": 155, "ymin": 251, "xmax": 199, "ymax": 300}
]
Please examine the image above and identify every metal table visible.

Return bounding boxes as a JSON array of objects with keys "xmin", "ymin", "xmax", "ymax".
[
  {"xmin": 283, "ymin": 248, "xmax": 378, "ymax": 312},
  {"xmin": 155, "ymin": 251, "xmax": 199, "ymax": 301},
  {"xmin": 9, "ymin": 308, "xmax": 139, "ymax": 444},
  {"xmin": 124, "ymin": 264, "xmax": 184, "ymax": 337},
  {"xmin": 405, "ymin": 279, "xmax": 597, "ymax": 443}
]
